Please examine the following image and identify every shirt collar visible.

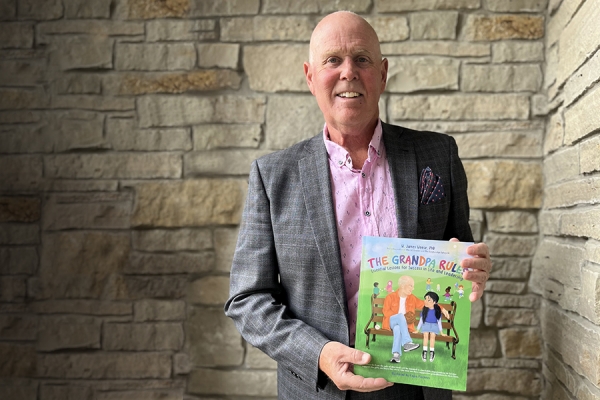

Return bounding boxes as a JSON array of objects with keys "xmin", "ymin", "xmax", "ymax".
[{"xmin": 322, "ymin": 120, "xmax": 383, "ymax": 169}]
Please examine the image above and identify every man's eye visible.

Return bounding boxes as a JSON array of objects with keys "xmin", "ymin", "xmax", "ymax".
[
  {"xmin": 327, "ymin": 57, "xmax": 340, "ymax": 64},
  {"xmin": 357, "ymin": 57, "xmax": 369, "ymax": 63}
]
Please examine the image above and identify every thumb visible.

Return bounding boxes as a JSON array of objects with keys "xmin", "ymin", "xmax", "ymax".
[{"xmin": 348, "ymin": 349, "xmax": 371, "ymax": 365}]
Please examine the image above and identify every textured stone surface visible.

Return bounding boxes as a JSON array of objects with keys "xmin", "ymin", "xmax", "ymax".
[
  {"xmin": 464, "ymin": 15, "xmax": 544, "ymax": 41},
  {"xmin": 484, "ymin": 234, "xmax": 538, "ymax": 256},
  {"xmin": 564, "ymin": 51, "xmax": 600, "ymax": 108},
  {"xmin": 387, "ymin": 57, "xmax": 459, "ymax": 93},
  {"xmin": 215, "ymin": 227, "xmax": 239, "ymax": 273},
  {"xmin": 469, "ymin": 329, "xmax": 498, "ymax": 358},
  {"xmin": 131, "ymin": 179, "xmax": 246, "ymax": 227},
  {"xmin": 489, "ymin": 258, "xmax": 531, "ymax": 280},
  {"xmin": 246, "ymin": 345, "xmax": 277, "ymax": 369},
  {"xmin": 50, "ymin": 36, "xmax": 113, "ymax": 70},
  {"xmin": 132, "ymin": 229, "xmax": 211, "ymax": 252},
  {"xmin": 127, "ymin": 0, "xmax": 191, "ymax": 19},
  {"xmin": 115, "ymin": 43, "xmax": 196, "ymax": 71},
  {"xmin": 189, "ymin": 0, "xmax": 260, "ymax": 17},
  {"xmin": 0, "ymin": 197, "xmax": 40, "ymax": 223},
  {"xmin": 105, "ymin": 118, "xmax": 191, "ymax": 151},
  {"xmin": 0, "ymin": 23, "xmax": 34, "ymax": 48},
  {"xmin": 451, "ymin": 131, "xmax": 542, "ymax": 158},
  {"xmin": 464, "ymin": 161, "xmax": 542, "ymax": 208},
  {"xmin": 193, "ymin": 124, "xmax": 262, "ymax": 150},
  {"xmin": 531, "ymin": 238, "xmax": 584, "ymax": 296},
  {"xmin": 0, "ymin": 344, "xmax": 36, "ymax": 377},
  {"xmin": 188, "ymin": 368, "xmax": 277, "ymax": 396},
  {"xmin": 467, "ymin": 368, "xmax": 541, "ymax": 395},
  {"xmin": 42, "ymin": 193, "xmax": 131, "ymax": 230},
  {"xmin": 103, "ymin": 322, "xmax": 184, "ymax": 350},
  {"xmin": 462, "ymin": 64, "xmax": 542, "ymax": 92},
  {"xmin": 486, "ymin": 211, "xmax": 537, "ymax": 233},
  {"xmin": 484, "ymin": 0, "xmax": 547, "ymax": 11},
  {"xmin": 411, "ymin": 12, "xmax": 458, "ymax": 40},
  {"xmin": 485, "ymin": 307, "xmax": 539, "ymax": 327},
  {"xmin": 184, "ymin": 149, "xmax": 270, "ymax": 176},
  {"xmin": 564, "ymin": 87, "xmax": 600, "ymax": 145},
  {"xmin": 382, "ymin": 41, "xmax": 490, "ymax": 57},
  {"xmin": 134, "ymin": 300, "xmax": 186, "ymax": 322},
  {"xmin": 0, "ymin": 315, "xmax": 37, "ymax": 341},
  {"xmin": 37, "ymin": 316, "xmax": 101, "ymax": 351},
  {"xmin": 266, "ymin": 95, "xmax": 323, "ymax": 149},
  {"xmin": 146, "ymin": 19, "xmax": 215, "ymax": 41},
  {"xmin": 544, "ymin": 178, "xmax": 600, "ymax": 209},
  {"xmin": 492, "ymin": 42, "xmax": 544, "ymax": 62},
  {"xmin": 0, "ymin": 223, "xmax": 39, "ymax": 245},
  {"xmin": 0, "ymin": 247, "xmax": 38, "ymax": 275},
  {"xmin": 376, "ymin": 0, "xmax": 480, "ymax": 11},
  {"xmin": 244, "ymin": 44, "xmax": 308, "ymax": 92},
  {"xmin": 117, "ymin": 70, "xmax": 241, "ymax": 94},
  {"xmin": 187, "ymin": 276, "xmax": 230, "ymax": 305},
  {"xmin": 126, "ymin": 252, "xmax": 214, "ymax": 274},
  {"xmin": 561, "ymin": 209, "xmax": 600, "ymax": 241},
  {"xmin": 197, "ymin": 43, "xmax": 239, "ymax": 69},
  {"xmin": 221, "ymin": 16, "xmax": 313, "ymax": 42},
  {"xmin": 364, "ymin": 16, "xmax": 409, "ymax": 42},
  {"xmin": 543, "ymin": 146, "xmax": 579, "ymax": 185}
]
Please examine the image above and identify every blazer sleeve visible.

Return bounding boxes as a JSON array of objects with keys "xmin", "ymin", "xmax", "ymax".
[
  {"xmin": 224, "ymin": 160, "xmax": 330, "ymax": 392},
  {"xmin": 445, "ymin": 136, "xmax": 474, "ymax": 242}
]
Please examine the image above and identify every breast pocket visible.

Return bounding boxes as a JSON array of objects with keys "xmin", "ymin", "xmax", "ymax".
[{"xmin": 417, "ymin": 200, "xmax": 450, "ymax": 239}]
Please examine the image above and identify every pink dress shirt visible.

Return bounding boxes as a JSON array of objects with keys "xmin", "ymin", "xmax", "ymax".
[{"xmin": 323, "ymin": 120, "xmax": 398, "ymax": 344}]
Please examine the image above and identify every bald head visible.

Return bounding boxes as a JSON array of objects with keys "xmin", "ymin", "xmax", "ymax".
[{"xmin": 308, "ymin": 11, "xmax": 382, "ymax": 64}]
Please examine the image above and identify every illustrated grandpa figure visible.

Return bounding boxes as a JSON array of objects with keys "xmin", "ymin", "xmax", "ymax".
[{"xmin": 225, "ymin": 11, "xmax": 492, "ymax": 400}]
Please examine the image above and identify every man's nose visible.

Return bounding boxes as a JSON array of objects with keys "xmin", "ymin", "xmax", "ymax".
[{"xmin": 339, "ymin": 58, "xmax": 358, "ymax": 81}]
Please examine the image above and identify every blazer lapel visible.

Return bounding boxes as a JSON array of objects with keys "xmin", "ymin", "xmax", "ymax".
[
  {"xmin": 298, "ymin": 135, "xmax": 349, "ymax": 325},
  {"xmin": 382, "ymin": 123, "xmax": 419, "ymax": 239}
]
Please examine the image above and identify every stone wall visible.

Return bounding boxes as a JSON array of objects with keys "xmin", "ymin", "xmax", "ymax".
[
  {"xmin": 530, "ymin": 0, "xmax": 600, "ymax": 399},
  {"xmin": 0, "ymin": 0, "xmax": 582, "ymax": 398}
]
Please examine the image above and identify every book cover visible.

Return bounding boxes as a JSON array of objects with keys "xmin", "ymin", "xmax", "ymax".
[{"xmin": 354, "ymin": 236, "xmax": 474, "ymax": 391}]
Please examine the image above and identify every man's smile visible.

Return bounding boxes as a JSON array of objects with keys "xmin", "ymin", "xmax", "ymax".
[{"xmin": 337, "ymin": 91, "xmax": 362, "ymax": 98}]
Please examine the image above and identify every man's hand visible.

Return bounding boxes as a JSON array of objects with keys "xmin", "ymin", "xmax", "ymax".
[
  {"xmin": 319, "ymin": 341, "xmax": 393, "ymax": 392},
  {"xmin": 450, "ymin": 239, "xmax": 492, "ymax": 302}
]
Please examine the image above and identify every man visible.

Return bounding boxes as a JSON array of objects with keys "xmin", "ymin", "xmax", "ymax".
[
  {"xmin": 225, "ymin": 11, "xmax": 491, "ymax": 400},
  {"xmin": 382, "ymin": 276, "xmax": 449, "ymax": 363}
]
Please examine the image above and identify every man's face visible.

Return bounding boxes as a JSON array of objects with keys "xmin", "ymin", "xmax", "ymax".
[
  {"xmin": 398, "ymin": 278, "xmax": 414, "ymax": 297},
  {"xmin": 304, "ymin": 13, "xmax": 388, "ymax": 133}
]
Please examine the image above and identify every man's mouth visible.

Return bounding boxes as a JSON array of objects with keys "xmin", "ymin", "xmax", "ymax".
[{"xmin": 337, "ymin": 92, "xmax": 361, "ymax": 98}]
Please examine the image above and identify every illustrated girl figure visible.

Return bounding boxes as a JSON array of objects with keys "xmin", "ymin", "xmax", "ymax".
[
  {"xmin": 385, "ymin": 280, "xmax": 394, "ymax": 293},
  {"xmin": 444, "ymin": 286, "xmax": 452, "ymax": 301},
  {"xmin": 416, "ymin": 291, "xmax": 446, "ymax": 362},
  {"xmin": 373, "ymin": 282, "xmax": 380, "ymax": 298}
]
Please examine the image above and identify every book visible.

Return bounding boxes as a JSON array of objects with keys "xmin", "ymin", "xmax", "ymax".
[{"xmin": 354, "ymin": 236, "xmax": 474, "ymax": 391}]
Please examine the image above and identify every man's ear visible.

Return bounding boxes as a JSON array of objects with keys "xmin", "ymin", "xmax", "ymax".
[
  {"xmin": 380, "ymin": 58, "xmax": 388, "ymax": 91},
  {"xmin": 304, "ymin": 62, "xmax": 315, "ymax": 95}
]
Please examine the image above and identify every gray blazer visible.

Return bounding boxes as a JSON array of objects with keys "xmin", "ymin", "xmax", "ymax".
[{"xmin": 225, "ymin": 122, "xmax": 473, "ymax": 400}]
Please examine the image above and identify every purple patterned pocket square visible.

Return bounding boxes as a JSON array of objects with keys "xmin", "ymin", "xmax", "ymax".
[{"xmin": 419, "ymin": 166, "xmax": 445, "ymax": 204}]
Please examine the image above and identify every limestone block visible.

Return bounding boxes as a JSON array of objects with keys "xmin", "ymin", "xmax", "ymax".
[
  {"xmin": 266, "ymin": 95, "xmax": 323, "ymax": 149},
  {"xmin": 0, "ymin": 276, "xmax": 26, "ymax": 301},
  {"xmin": 484, "ymin": 0, "xmax": 547, "ymax": 11},
  {"xmin": 470, "ymin": 298, "xmax": 483, "ymax": 328},
  {"xmin": 137, "ymin": 95, "xmax": 266, "ymax": 127},
  {"xmin": 0, "ymin": 383, "xmax": 37, "ymax": 400},
  {"xmin": 186, "ymin": 307, "xmax": 244, "ymax": 367},
  {"xmin": 463, "ymin": 160, "xmax": 541, "ymax": 209},
  {"xmin": 32, "ymin": 300, "xmax": 132, "ymax": 316},
  {"xmin": 464, "ymin": 15, "xmax": 544, "ymax": 41},
  {"xmin": 0, "ymin": 59, "xmax": 44, "ymax": 87},
  {"xmin": 127, "ymin": 0, "xmax": 190, "ymax": 18},
  {"xmin": 188, "ymin": 369, "xmax": 277, "ymax": 396},
  {"xmin": 131, "ymin": 179, "xmax": 246, "ymax": 227},
  {"xmin": 389, "ymin": 94, "xmax": 529, "ymax": 121},
  {"xmin": 580, "ymin": 263, "xmax": 600, "ymax": 324},
  {"xmin": 197, "ymin": 43, "xmax": 239, "ymax": 69},
  {"xmin": 126, "ymin": 252, "xmax": 214, "ymax": 274},
  {"xmin": 557, "ymin": 0, "xmax": 600, "ymax": 86},
  {"xmin": 45, "ymin": 180, "xmax": 119, "ymax": 192},
  {"xmin": 0, "ymin": 247, "xmax": 37, "ymax": 275},
  {"xmin": 38, "ymin": 231, "xmax": 130, "ymax": 299},
  {"xmin": 187, "ymin": 276, "xmax": 229, "ymax": 305},
  {"xmin": 469, "ymin": 220, "xmax": 482, "ymax": 242},
  {"xmin": 0, "ymin": 110, "xmax": 40, "ymax": 124},
  {"xmin": 386, "ymin": 57, "xmax": 459, "ymax": 93},
  {"xmin": 0, "ymin": 88, "xmax": 48, "ymax": 110},
  {"xmin": 221, "ymin": 16, "xmax": 313, "ymax": 42},
  {"xmin": 564, "ymin": 51, "xmax": 600, "ymax": 108},
  {"xmin": 45, "ymin": 153, "xmax": 181, "ymax": 179},
  {"xmin": 467, "ymin": 368, "xmax": 542, "ymax": 395},
  {"xmin": 0, "ymin": 124, "xmax": 52, "ymax": 154},
  {"xmin": 0, "ymin": 315, "xmax": 37, "ymax": 341},
  {"xmin": 581, "ymin": 135, "xmax": 600, "ymax": 175},
  {"xmin": 485, "ymin": 307, "xmax": 539, "ymax": 327},
  {"xmin": 132, "ymin": 229, "xmax": 212, "ymax": 252},
  {"xmin": 547, "ymin": 0, "xmax": 583, "ymax": 45},
  {"xmin": 50, "ymin": 36, "xmax": 112, "ymax": 70},
  {"xmin": 486, "ymin": 211, "xmax": 537, "ymax": 233},
  {"xmin": 404, "ymin": 120, "xmax": 544, "ymax": 134},
  {"xmin": 106, "ymin": 118, "xmax": 191, "ymax": 151},
  {"xmin": 364, "ymin": 16, "xmax": 409, "ymax": 42},
  {"xmin": 486, "ymin": 280, "xmax": 526, "ymax": 294},
  {"xmin": 262, "ymin": 0, "xmax": 319, "ymax": 13},
  {"xmin": 411, "ymin": 12, "xmax": 458, "ymax": 40},
  {"xmin": 244, "ymin": 44, "xmax": 308, "ymax": 92},
  {"xmin": 189, "ymin": 0, "xmax": 260, "ymax": 16},
  {"xmin": 37, "ymin": 20, "xmax": 144, "ymax": 38},
  {"xmin": 103, "ymin": 322, "xmax": 183, "ymax": 351},
  {"xmin": 0, "ymin": 155, "xmax": 43, "ymax": 192},
  {"xmin": 0, "ymin": 23, "xmax": 34, "ymax": 48},
  {"xmin": 193, "ymin": 124, "xmax": 261, "ymax": 150},
  {"xmin": 0, "ymin": 344, "xmax": 36, "ymax": 377},
  {"xmin": 531, "ymin": 238, "xmax": 583, "ymax": 293},
  {"xmin": 0, "ymin": 224, "xmax": 39, "ymax": 245},
  {"xmin": 544, "ymin": 112, "xmax": 564, "ymax": 155},
  {"xmin": 382, "ymin": 41, "xmax": 490, "ymax": 57},
  {"xmin": 134, "ymin": 300, "xmax": 186, "ymax": 321},
  {"xmin": 0, "ymin": 1, "xmax": 16, "ymax": 19},
  {"xmin": 565, "ymin": 88, "xmax": 600, "ymax": 146},
  {"xmin": 543, "ymin": 304, "xmax": 600, "ymax": 385},
  {"xmin": 173, "ymin": 352, "xmax": 191, "ymax": 375},
  {"xmin": 116, "ymin": 276, "xmax": 188, "ymax": 300},
  {"xmin": 51, "ymin": 95, "xmax": 134, "ymax": 111},
  {"xmin": 38, "ymin": 353, "xmax": 171, "ymax": 378},
  {"xmin": 247, "ymin": 345, "xmax": 277, "ymax": 369},
  {"xmin": 376, "ymin": 0, "xmax": 480, "ymax": 11},
  {"xmin": 561, "ymin": 209, "xmax": 600, "ymax": 241},
  {"xmin": 39, "ymin": 385, "xmax": 94, "ymax": 400},
  {"xmin": 96, "ymin": 390, "xmax": 184, "ymax": 400},
  {"xmin": 468, "ymin": 330, "xmax": 497, "ymax": 357},
  {"xmin": 544, "ymin": 178, "xmax": 600, "ymax": 209},
  {"xmin": 539, "ymin": 210, "xmax": 561, "ymax": 236},
  {"xmin": 56, "ymin": 74, "xmax": 102, "ymax": 94},
  {"xmin": 486, "ymin": 293, "xmax": 540, "ymax": 308},
  {"xmin": 490, "ymin": 255, "xmax": 531, "ymax": 279},
  {"xmin": 184, "ymin": 149, "xmax": 271, "ymax": 176},
  {"xmin": 64, "ymin": 0, "xmax": 111, "ymax": 17},
  {"xmin": 0, "ymin": 197, "xmax": 40, "ymax": 223},
  {"xmin": 586, "ymin": 241, "xmax": 600, "ymax": 265},
  {"xmin": 146, "ymin": 20, "xmax": 216, "ymax": 41},
  {"xmin": 115, "ymin": 43, "xmax": 196, "ymax": 71},
  {"xmin": 37, "ymin": 316, "xmax": 101, "ymax": 351},
  {"xmin": 117, "ymin": 70, "xmax": 241, "ymax": 95},
  {"xmin": 18, "ymin": 0, "xmax": 62, "ymax": 19},
  {"xmin": 484, "ymin": 234, "xmax": 537, "ymax": 257},
  {"xmin": 42, "ymin": 192, "xmax": 132, "ymax": 230},
  {"xmin": 215, "ymin": 227, "xmax": 239, "ymax": 272},
  {"xmin": 492, "ymin": 41, "xmax": 544, "ymax": 62},
  {"xmin": 451, "ymin": 131, "xmax": 542, "ymax": 158},
  {"xmin": 462, "ymin": 64, "xmax": 542, "ymax": 92},
  {"xmin": 53, "ymin": 112, "xmax": 106, "ymax": 152},
  {"xmin": 543, "ymin": 146, "xmax": 579, "ymax": 185}
]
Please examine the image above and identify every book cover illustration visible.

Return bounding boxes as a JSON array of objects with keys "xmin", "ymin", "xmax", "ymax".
[{"xmin": 354, "ymin": 236, "xmax": 474, "ymax": 391}]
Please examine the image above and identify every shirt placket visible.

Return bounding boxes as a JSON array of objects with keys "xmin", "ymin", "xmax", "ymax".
[{"xmin": 359, "ymin": 151, "xmax": 378, "ymax": 238}]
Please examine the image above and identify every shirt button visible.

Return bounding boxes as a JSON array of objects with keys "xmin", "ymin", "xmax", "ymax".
[
  {"xmin": 338, "ymin": 160, "xmax": 343, "ymax": 165},
  {"xmin": 361, "ymin": 172, "xmax": 366, "ymax": 178},
  {"xmin": 365, "ymin": 211, "xmax": 371, "ymax": 216}
]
